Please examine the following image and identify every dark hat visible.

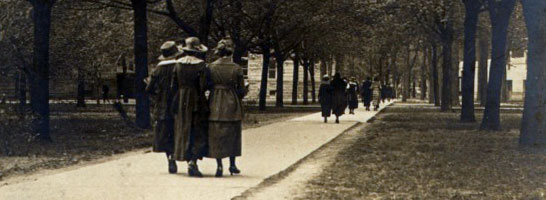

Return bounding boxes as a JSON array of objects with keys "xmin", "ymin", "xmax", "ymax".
[
  {"xmin": 182, "ymin": 37, "xmax": 208, "ymax": 53},
  {"xmin": 158, "ymin": 41, "xmax": 182, "ymax": 61}
]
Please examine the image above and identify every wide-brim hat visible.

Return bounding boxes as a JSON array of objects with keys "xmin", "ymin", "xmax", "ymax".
[
  {"xmin": 181, "ymin": 37, "xmax": 208, "ymax": 53},
  {"xmin": 158, "ymin": 41, "xmax": 183, "ymax": 61}
]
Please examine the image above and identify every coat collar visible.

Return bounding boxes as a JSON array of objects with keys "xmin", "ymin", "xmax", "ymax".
[
  {"xmin": 212, "ymin": 57, "xmax": 233, "ymax": 65},
  {"xmin": 177, "ymin": 56, "xmax": 204, "ymax": 64}
]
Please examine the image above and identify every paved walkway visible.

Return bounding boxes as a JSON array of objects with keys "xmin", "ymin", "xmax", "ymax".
[{"xmin": 0, "ymin": 101, "xmax": 393, "ymax": 200}]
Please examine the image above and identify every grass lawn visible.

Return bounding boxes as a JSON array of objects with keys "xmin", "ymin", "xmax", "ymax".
[
  {"xmin": 301, "ymin": 104, "xmax": 546, "ymax": 199},
  {"xmin": 0, "ymin": 104, "xmax": 313, "ymax": 181}
]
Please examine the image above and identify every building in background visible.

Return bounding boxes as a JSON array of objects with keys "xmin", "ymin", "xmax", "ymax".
[
  {"xmin": 458, "ymin": 52, "xmax": 527, "ymax": 101},
  {"xmin": 245, "ymin": 53, "xmax": 324, "ymax": 103}
]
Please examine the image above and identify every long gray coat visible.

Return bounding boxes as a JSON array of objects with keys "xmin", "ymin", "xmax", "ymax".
[
  {"xmin": 206, "ymin": 57, "xmax": 247, "ymax": 158},
  {"xmin": 171, "ymin": 56, "xmax": 209, "ymax": 161},
  {"xmin": 146, "ymin": 60, "xmax": 176, "ymax": 153}
]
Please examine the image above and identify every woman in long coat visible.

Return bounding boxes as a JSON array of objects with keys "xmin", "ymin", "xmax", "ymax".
[
  {"xmin": 347, "ymin": 77, "xmax": 359, "ymax": 114},
  {"xmin": 318, "ymin": 75, "xmax": 333, "ymax": 123},
  {"xmin": 331, "ymin": 73, "xmax": 347, "ymax": 123},
  {"xmin": 206, "ymin": 38, "xmax": 248, "ymax": 177},
  {"xmin": 171, "ymin": 37, "xmax": 209, "ymax": 177},
  {"xmin": 361, "ymin": 77, "xmax": 373, "ymax": 111},
  {"xmin": 371, "ymin": 77, "xmax": 382, "ymax": 111},
  {"xmin": 145, "ymin": 41, "xmax": 181, "ymax": 174}
]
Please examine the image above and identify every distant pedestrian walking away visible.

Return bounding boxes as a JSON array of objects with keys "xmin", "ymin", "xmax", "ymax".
[
  {"xmin": 206, "ymin": 38, "xmax": 248, "ymax": 177},
  {"xmin": 331, "ymin": 73, "xmax": 347, "ymax": 123},
  {"xmin": 318, "ymin": 75, "xmax": 333, "ymax": 123},
  {"xmin": 171, "ymin": 37, "xmax": 210, "ymax": 177},
  {"xmin": 347, "ymin": 77, "xmax": 359, "ymax": 114},
  {"xmin": 102, "ymin": 85, "xmax": 110, "ymax": 103},
  {"xmin": 361, "ymin": 77, "xmax": 372, "ymax": 111},
  {"xmin": 372, "ymin": 77, "xmax": 382, "ymax": 111},
  {"xmin": 145, "ymin": 41, "xmax": 181, "ymax": 174}
]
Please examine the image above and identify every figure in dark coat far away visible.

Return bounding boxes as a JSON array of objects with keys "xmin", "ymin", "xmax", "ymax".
[
  {"xmin": 331, "ymin": 73, "xmax": 347, "ymax": 123},
  {"xmin": 102, "ymin": 85, "xmax": 110, "ymax": 103},
  {"xmin": 145, "ymin": 41, "xmax": 181, "ymax": 174},
  {"xmin": 347, "ymin": 77, "xmax": 359, "ymax": 114},
  {"xmin": 206, "ymin": 38, "xmax": 248, "ymax": 177},
  {"xmin": 318, "ymin": 75, "xmax": 333, "ymax": 123},
  {"xmin": 171, "ymin": 37, "xmax": 210, "ymax": 177},
  {"xmin": 361, "ymin": 77, "xmax": 372, "ymax": 111}
]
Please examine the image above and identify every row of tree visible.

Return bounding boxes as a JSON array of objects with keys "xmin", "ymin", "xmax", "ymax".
[{"xmin": 1, "ymin": 0, "xmax": 546, "ymax": 148}]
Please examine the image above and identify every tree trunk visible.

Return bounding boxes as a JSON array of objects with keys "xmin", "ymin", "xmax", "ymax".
[
  {"xmin": 292, "ymin": 52, "xmax": 299, "ymax": 105},
  {"xmin": 461, "ymin": 0, "xmax": 480, "ymax": 122},
  {"xmin": 519, "ymin": 0, "xmax": 546, "ymax": 147},
  {"xmin": 403, "ymin": 46, "xmax": 411, "ymax": 102},
  {"xmin": 275, "ymin": 51, "xmax": 284, "ymax": 107},
  {"xmin": 310, "ymin": 59, "xmax": 317, "ymax": 103},
  {"xmin": 303, "ymin": 59, "xmax": 309, "ymax": 105},
  {"xmin": 420, "ymin": 48, "xmax": 428, "ymax": 100},
  {"xmin": 258, "ymin": 44, "xmax": 271, "ymax": 111},
  {"xmin": 335, "ymin": 54, "xmax": 344, "ymax": 74},
  {"xmin": 481, "ymin": 0, "xmax": 516, "ymax": 131},
  {"xmin": 477, "ymin": 27, "xmax": 489, "ymax": 106},
  {"xmin": 233, "ymin": 45, "xmax": 246, "ymax": 65},
  {"xmin": 16, "ymin": 71, "xmax": 27, "ymax": 115},
  {"xmin": 132, "ymin": 0, "xmax": 151, "ymax": 129},
  {"xmin": 440, "ymin": 29, "xmax": 454, "ymax": 112},
  {"xmin": 30, "ymin": 0, "xmax": 54, "ymax": 142},
  {"xmin": 501, "ymin": 44, "xmax": 511, "ymax": 102},
  {"xmin": 198, "ymin": 0, "xmax": 214, "ymax": 47},
  {"xmin": 452, "ymin": 43, "xmax": 461, "ymax": 106},
  {"xmin": 432, "ymin": 43, "xmax": 440, "ymax": 106},
  {"xmin": 77, "ymin": 67, "xmax": 86, "ymax": 108}
]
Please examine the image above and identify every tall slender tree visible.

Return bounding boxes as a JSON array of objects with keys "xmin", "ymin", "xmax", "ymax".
[
  {"xmin": 519, "ymin": 0, "xmax": 546, "ymax": 147},
  {"xmin": 460, "ymin": 0, "xmax": 482, "ymax": 122},
  {"xmin": 27, "ymin": 0, "xmax": 56, "ymax": 141},
  {"xmin": 131, "ymin": 0, "xmax": 150, "ymax": 129},
  {"xmin": 480, "ymin": 0, "xmax": 516, "ymax": 130}
]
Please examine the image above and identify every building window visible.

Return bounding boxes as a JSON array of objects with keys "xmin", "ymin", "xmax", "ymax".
[
  {"xmin": 269, "ymin": 90, "xmax": 276, "ymax": 96},
  {"xmin": 269, "ymin": 60, "xmax": 276, "ymax": 79}
]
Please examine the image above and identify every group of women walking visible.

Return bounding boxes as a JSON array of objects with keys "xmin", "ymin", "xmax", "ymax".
[
  {"xmin": 145, "ymin": 37, "xmax": 247, "ymax": 178},
  {"xmin": 319, "ymin": 74, "xmax": 385, "ymax": 123}
]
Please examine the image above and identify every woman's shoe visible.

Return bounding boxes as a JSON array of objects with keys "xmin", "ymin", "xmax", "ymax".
[
  {"xmin": 168, "ymin": 160, "xmax": 177, "ymax": 174},
  {"xmin": 229, "ymin": 166, "xmax": 240, "ymax": 176},
  {"xmin": 215, "ymin": 166, "xmax": 223, "ymax": 177},
  {"xmin": 188, "ymin": 164, "xmax": 203, "ymax": 177}
]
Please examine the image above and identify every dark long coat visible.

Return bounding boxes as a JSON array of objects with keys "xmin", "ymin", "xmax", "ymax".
[
  {"xmin": 145, "ymin": 60, "xmax": 176, "ymax": 153},
  {"xmin": 171, "ymin": 56, "xmax": 209, "ymax": 161},
  {"xmin": 206, "ymin": 57, "xmax": 247, "ymax": 159},
  {"xmin": 331, "ymin": 78, "xmax": 347, "ymax": 116},
  {"xmin": 347, "ymin": 82, "xmax": 359, "ymax": 109},
  {"xmin": 361, "ymin": 80, "xmax": 372, "ymax": 107},
  {"xmin": 318, "ymin": 82, "xmax": 333, "ymax": 117}
]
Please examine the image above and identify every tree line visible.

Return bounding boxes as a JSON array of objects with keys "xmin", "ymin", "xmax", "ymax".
[{"xmin": 1, "ymin": 0, "xmax": 546, "ymax": 148}]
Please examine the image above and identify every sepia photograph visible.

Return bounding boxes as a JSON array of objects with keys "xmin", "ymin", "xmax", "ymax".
[{"xmin": 0, "ymin": 0, "xmax": 545, "ymax": 199}]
